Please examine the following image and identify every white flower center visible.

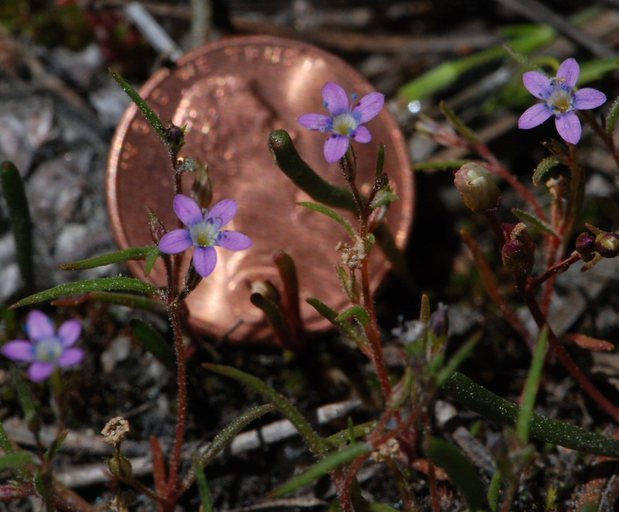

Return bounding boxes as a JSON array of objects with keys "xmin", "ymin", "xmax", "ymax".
[
  {"xmin": 35, "ymin": 337, "xmax": 63, "ymax": 363},
  {"xmin": 190, "ymin": 220, "xmax": 219, "ymax": 247},
  {"xmin": 332, "ymin": 113, "xmax": 358, "ymax": 136},
  {"xmin": 548, "ymin": 84, "xmax": 573, "ymax": 114}
]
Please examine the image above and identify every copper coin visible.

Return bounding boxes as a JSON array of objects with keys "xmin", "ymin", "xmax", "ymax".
[{"xmin": 107, "ymin": 36, "xmax": 414, "ymax": 343}]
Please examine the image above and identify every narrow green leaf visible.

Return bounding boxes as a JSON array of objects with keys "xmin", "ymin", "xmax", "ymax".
[
  {"xmin": 250, "ymin": 292, "xmax": 294, "ymax": 349},
  {"xmin": 335, "ymin": 305, "xmax": 370, "ymax": 326},
  {"xmin": 517, "ymin": 327, "xmax": 548, "ymax": 444},
  {"xmin": 0, "ymin": 422, "xmax": 14, "ymax": 453},
  {"xmin": 52, "ymin": 291, "xmax": 163, "ymax": 312},
  {"xmin": 512, "ymin": 208, "xmax": 559, "ymax": 238},
  {"xmin": 487, "ymin": 472, "xmax": 501, "ymax": 512},
  {"xmin": 427, "ymin": 437, "xmax": 487, "ymax": 511},
  {"xmin": 11, "ymin": 277, "xmax": 159, "ymax": 308},
  {"xmin": 109, "ymin": 69, "xmax": 168, "ymax": 142},
  {"xmin": 606, "ymin": 93, "xmax": 619, "ymax": 135},
  {"xmin": 59, "ymin": 246, "xmax": 159, "ymax": 271},
  {"xmin": 369, "ymin": 504, "xmax": 400, "ymax": 512},
  {"xmin": 44, "ymin": 431, "xmax": 67, "ymax": 461},
  {"xmin": 181, "ymin": 404, "xmax": 275, "ymax": 494},
  {"xmin": 532, "ymin": 156, "xmax": 560, "ymax": 187},
  {"xmin": 414, "ymin": 159, "xmax": 468, "ymax": 172},
  {"xmin": 205, "ymin": 364, "xmax": 329, "ymax": 455},
  {"xmin": 195, "ymin": 465, "xmax": 214, "ymax": 512},
  {"xmin": 271, "ymin": 443, "xmax": 370, "ymax": 497},
  {"xmin": 130, "ymin": 319, "xmax": 175, "ymax": 371},
  {"xmin": 435, "ymin": 332, "xmax": 481, "ymax": 387},
  {"xmin": 298, "ymin": 202, "xmax": 356, "ymax": 238},
  {"xmin": 326, "ymin": 420, "xmax": 376, "ymax": 448},
  {"xmin": 268, "ymin": 130, "xmax": 356, "ymax": 211},
  {"xmin": 443, "ymin": 372, "xmax": 619, "ymax": 457},
  {"xmin": 306, "ymin": 298, "xmax": 369, "ymax": 349},
  {"xmin": 0, "ymin": 452, "xmax": 33, "ymax": 471},
  {"xmin": 439, "ymin": 101, "xmax": 479, "ymax": 145},
  {"xmin": 1, "ymin": 162, "xmax": 34, "ymax": 290}
]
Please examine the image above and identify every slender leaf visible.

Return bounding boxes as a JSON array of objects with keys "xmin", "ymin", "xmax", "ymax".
[
  {"xmin": 195, "ymin": 465, "xmax": 214, "ymax": 512},
  {"xmin": 427, "ymin": 437, "xmax": 487, "ymax": 511},
  {"xmin": 369, "ymin": 504, "xmax": 400, "ymax": 512},
  {"xmin": 512, "ymin": 208, "xmax": 559, "ymax": 238},
  {"xmin": 0, "ymin": 423, "xmax": 13, "ymax": 453},
  {"xmin": 0, "ymin": 162, "xmax": 34, "ymax": 290},
  {"xmin": 517, "ymin": 327, "xmax": 548, "ymax": 443},
  {"xmin": 298, "ymin": 202, "xmax": 356, "ymax": 238},
  {"xmin": 606, "ymin": 93, "xmax": 619, "ymax": 135},
  {"xmin": 335, "ymin": 305, "xmax": 370, "ymax": 326},
  {"xmin": 487, "ymin": 472, "xmax": 501, "ymax": 512},
  {"xmin": 52, "ymin": 291, "xmax": 163, "ymax": 311},
  {"xmin": 205, "ymin": 364, "xmax": 329, "ymax": 455},
  {"xmin": 109, "ymin": 69, "xmax": 168, "ymax": 142},
  {"xmin": 435, "ymin": 332, "xmax": 481, "ymax": 387},
  {"xmin": 268, "ymin": 130, "xmax": 356, "ymax": 210},
  {"xmin": 11, "ymin": 368, "xmax": 38, "ymax": 429},
  {"xmin": 326, "ymin": 420, "xmax": 376, "ymax": 448},
  {"xmin": 532, "ymin": 156, "xmax": 560, "ymax": 187},
  {"xmin": 131, "ymin": 319, "xmax": 175, "ymax": 371},
  {"xmin": 270, "ymin": 443, "xmax": 370, "ymax": 497},
  {"xmin": 273, "ymin": 250, "xmax": 302, "ymax": 346},
  {"xmin": 440, "ymin": 101, "xmax": 478, "ymax": 145},
  {"xmin": 181, "ymin": 404, "xmax": 275, "ymax": 493},
  {"xmin": 306, "ymin": 298, "xmax": 369, "ymax": 350},
  {"xmin": 250, "ymin": 292, "xmax": 294, "ymax": 349},
  {"xmin": 59, "ymin": 246, "xmax": 159, "ymax": 271},
  {"xmin": 443, "ymin": 371, "xmax": 619, "ymax": 457},
  {"xmin": 0, "ymin": 452, "xmax": 33, "ymax": 471},
  {"xmin": 11, "ymin": 277, "xmax": 159, "ymax": 308}
]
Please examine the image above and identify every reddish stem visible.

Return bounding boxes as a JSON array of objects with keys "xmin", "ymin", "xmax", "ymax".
[
  {"xmin": 528, "ymin": 252, "xmax": 581, "ymax": 291},
  {"xmin": 166, "ymin": 303, "xmax": 188, "ymax": 502},
  {"xmin": 150, "ymin": 436, "xmax": 167, "ymax": 510}
]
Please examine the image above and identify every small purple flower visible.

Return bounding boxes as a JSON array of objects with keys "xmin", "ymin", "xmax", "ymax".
[
  {"xmin": 518, "ymin": 58, "xmax": 606, "ymax": 144},
  {"xmin": 298, "ymin": 82, "xmax": 384, "ymax": 163},
  {"xmin": 158, "ymin": 195, "xmax": 252, "ymax": 278},
  {"xmin": 1, "ymin": 310, "xmax": 83, "ymax": 382}
]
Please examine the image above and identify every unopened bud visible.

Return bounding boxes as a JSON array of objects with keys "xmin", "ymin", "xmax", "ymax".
[
  {"xmin": 502, "ymin": 223, "xmax": 535, "ymax": 277},
  {"xmin": 165, "ymin": 124, "xmax": 185, "ymax": 152},
  {"xmin": 595, "ymin": 232, "xmax": 619, "ymax": 258},
  {"xmin": 575, "ymin": 232, "xmax": 596, "ymax": 262},
  {"xmin": 429, "ymin": 303, "xmax": 449, "ymax": 338},
  {"xmin": 454, "ymin": 163, "xmax": 500, "ymax": 213}
]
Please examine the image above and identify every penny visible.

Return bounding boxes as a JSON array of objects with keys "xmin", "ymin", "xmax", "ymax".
[{"xmin": 107, "ymin": 36, "xmax": 414, "ymax": 343}]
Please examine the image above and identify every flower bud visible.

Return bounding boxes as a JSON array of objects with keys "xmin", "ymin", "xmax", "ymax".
[
  {"xmin": 107, "ymin": 454, "xmax": 133, "ymax": 480},
  {"xmin": 595, "ymin": 232, "xmax": 619, "ymax": 258},
  {"xmin": 575, "ymin": 232, "xmax": 596, "ymax": 262},
  {"xmin": 454, "ymin": 163, "xmax": 500, "ymax": 213},
  {"xmin": 429, "ymin": 303, "xmax": 449, "ymax": 338},
  {"xmin": 502, "ymin": 223, "xmax": 535, "ymax": 278},
  {"xmin": 165, "ymin": 124, "xmax": 185, "ymax": 152}
]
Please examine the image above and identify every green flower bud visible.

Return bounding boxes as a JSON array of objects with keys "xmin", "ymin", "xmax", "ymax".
[
  {"xmin": 502, "ymin": 223, "xmax": 535, "ymax": 278},
  {"xmin": 595, "ymin": 232, "xmax": 619, "ymax": 258},
  {"xmin": 453, "ymin": 163, "xmax": 500, "ymax": 213},
  {"xmin": 107, "ymin": 454, "xmax": 133, "ymax": 480}
]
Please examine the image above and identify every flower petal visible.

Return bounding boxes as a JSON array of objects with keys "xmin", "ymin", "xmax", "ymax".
[
  {"xmin": 58, "ymin": 320, "xmax": 81, "ymax": 347},
  {"xmin": 58, "ymin": 348, "xmax": 84, "ymax": 368},
  {"xmin": 207, "ymin": 199, "xmax": 237, "ymax": 227},
  {"xmin": 557, "ymin": 58, "xmax": 579, "ymax": 88},
  {"xmin": 1, "ymin": 340, "xmax": 34, "ymax": 362},
  {"xmin": 323, "ymin": 135, "xmax": 350, "ymax": 163},
  {"xmin": 192, "ymin": 246, "xmax": 217, "ymax": 277},
  {"xmin": 28, "ymin": 362, "xmax": 54, "ymax": 382},
  {"xmin": 353, "ymin": 126, "xmax": 372, "ymax": 143},
  {"xmin": 26, "ymin": 310, "xmax": 54, "ymax": 341},
  {"xmin": 298, "ymin": 113, "xmax": 331, "ymax": 132},
  {"xmin": 573, "ymin": 88, "xmax": 607, "ymax": 110},
  {"xmin": 217, "ymin": 231, "xmax": 253, "ymax": 250},
  {"xmin": 173, "ymin": 194, "xmax": 202, "ymax": 226},
  {"xmin": 159, "ymin": 229, "xmax": 192, "ymax": 254},
  {"xmin": 555, "ymin": 112, "xmax": 581, "ymax": 144},
  {"xmin": 352, "ymin": 92, "xmax": 384, "ymax": 123},
  {"xmin": 518, "ymin": 103, "xmax": 553, "ymax": 129},
  {"xmin": 522, "ymin": 71, "xmax": 552, "ymax": 99},
  {"xmin": 322, "ymin": 82, "xmax": 349, "ymax": 115}
]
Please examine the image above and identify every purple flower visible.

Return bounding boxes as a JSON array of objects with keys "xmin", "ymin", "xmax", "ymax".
[
  {"xmin": 518, "ymin": 58, "xmax": 606, "ymax": 144},
  {"xmin": 158, "ymin": 194, "xmax": 252, "ymax": 277},
  {"xmin": 298, "ymin": 82, "xmax": 384, "ymax": 163},
  {"xmin": 1, "ymin": 310, "xmax": 83, "ymax": 382}
]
